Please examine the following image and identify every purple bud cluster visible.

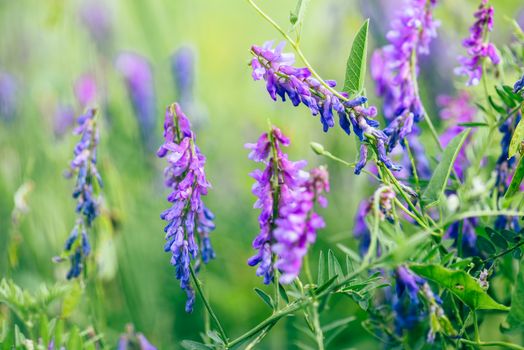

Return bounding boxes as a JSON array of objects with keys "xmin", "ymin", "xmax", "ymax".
[
  {"xmin": 246, "ymin": 127, "xmax": 329, "ymax": 284},
  {"xmin": 157, "ymin": 103, "xmax": 216, "ymax": 312},
  {"xmin": 63, "ymin": 108, "xmax": 102, "ymax": 279},
  {"xmin": 116, "ymin": 53, "xmax": 157, "ymax": 151},
  {"xmin": 249, "ymin": 42, "xmax": 397, "ymax": 174},
  {"xmin": 455, "ymin": 0, "xmax": 500, "ymax": 86}
]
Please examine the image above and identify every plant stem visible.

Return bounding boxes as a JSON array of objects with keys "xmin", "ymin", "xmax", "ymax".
[
  {"xmin": 460, "ymin": 339, "xmax": 524, "ymax": 350},
  {"xmin": 189, "ymin": 265, "xmax": 228, "ymax": 342},
  {"xmin": 311, "ymin": 301, "xmax": 325, "ymax": 350}
]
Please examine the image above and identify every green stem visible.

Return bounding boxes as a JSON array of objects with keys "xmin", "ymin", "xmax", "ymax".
[
  {"xmin": 189, "ymin": 265, "xmax": 228, "ymax": 342},
  {"xmin": 311, "ymin": 300, "xmax": 325, "ymax": 350},
  {"xmin": 472, "ymin": 311, "xmax": 480, "ymax": 343},
  {"xmin": 460, "ymin": 339, "xmax": 524, "ymax": 350},
  {"xmin": 245, "ymin": 0, "xmax": 346, "ymax": 101}
]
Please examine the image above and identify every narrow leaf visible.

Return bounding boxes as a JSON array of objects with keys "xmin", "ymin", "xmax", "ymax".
[
  {"xmin": 422, "ymin": 130, "xmax": 470, "ymax": 207},
  {"xmin": 317, "ymin": 250, "xmax": 325, "ymax": 285},
  {"xmin": 278, "ymin": 283, "xmax": 289, "ymax": 304},
  {"xmin": 507, "ymin": 258, "xmax": 524, "ymax": 331},
  {"xmin": 289, "ymin": 0, "xmax": 310, "ymax": 31},
  {"xmin": 506, "ymin": 156, "xmax": 524, "ymax": 200},
  {"xmin": 314, "ymin": 275, "xmax": 338, "ymax": 296},
  {"xmin": 509, "ymin": 116, "xmax": 524, "ymax": 159},
  {"xmin": 254, "ymin": 288, "xmax": 274, "ymax": 309},
  {"xmin": 343, "ymin": 19, "xmax": 369, "ymax": 95},
  {"xmin": 181, "ymin": 340, "xmax": 213, "ymax": 350},
  {"xmin": 410, "ymin": 264, "xmax": 509, "ymax": 311}
]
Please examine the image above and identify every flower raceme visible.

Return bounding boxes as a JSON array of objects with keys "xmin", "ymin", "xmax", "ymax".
[
  {"xmin": 157, "ymin": 103, "xmax": 216, "ymax": 313},
  {"xmin": 455, "ymin": 0, "xmax": 500, "ymax": 86},
  {"xmin": 249, "ymin": 41, "xmax": 398, "ymax": 174},
  {"xmin": 61, "ymin": 108, "xmax": 102, "ymax": 279},
  {"xmin": 246, "ymin": 127, "xmax": 329, "ymax": 284}
]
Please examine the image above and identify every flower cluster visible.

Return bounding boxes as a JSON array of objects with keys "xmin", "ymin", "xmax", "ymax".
[
  {"xmin": 249, "ymin": 42, "xmax": 397, "ymax": 173},
  {"xmin": 0, "ymin": 71, "xmax": 17, "ymax": 121},
  {"xmin": 353, "ymin": 186, "xmax": 397, "ymax": 256},
  {"xmin": 157, "ymin": 103, "xmax": 216, "ymax": 312},
  {"xmin": 393, "ymin": 266, "xmax": 452, "ymax": 343},
  {"xmin": 515, "ymin": 75, "xmax": 524, "ymax": 94},
  {"xmin": 445, "ymin": 218, "xmax": 478, "ymax": 254},
  {"xmin": 62, "ymin": 108, "xmax": 102, "ymax": 279},
  {"xmin": 116, "ymin": 52, "xmax": 157, "ymax": 151},
  {"xmin": 371, "ymin": 0, "xmax": 439, "ymax": 124},
  {"xmin": 246, "ymin": 127, "xmax": 329, "ymax": 284},
  {"xmin": 371, "ymin": 0, "xmax": 438, "ymax": 179},
  {"xmin": 455, "ymin": 0, "xmax": 499, "ymax": 86},
  {"xmin": 274, "ymin": 166, "xmax": 330, "ymax": 283},
  {"xmin": 437, "ymin": 92, "xmax": 477, "ymax": 178},
  {"xmin": 117, "ymin": 325, "xmax": 157, "ymax": 350}
]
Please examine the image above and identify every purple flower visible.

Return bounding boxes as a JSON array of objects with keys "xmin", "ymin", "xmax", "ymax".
[
  {"xmin": 455, "ymin": 0, "xmax": 499, "ymax": 86},
  {"xmin": 273, "ymin": 166, "xmax": 330, "ymax": 284},
  {"xmin": 79, "ymin": 0, "xmax": 113, "ymax": 51},
  {"xmin": 74, "ymin": 73, "xmax": 98, "ymax": 109},
  {"xmin": 62, "ymin": 109, "xmax": 101, "ymax": 279},
  {"xmin": 249, "ymin": 42, "xmax": 398, "ymax": 173},
  {"xmin": 371, "ymin": 0, "xmax": 439, "ymax": 124},
  {"xmin": 437, "ymin": 92, "xmax": 477, "ymax": 178},
  {"xmin": 0, "ymin": 72, "xmax": 17, "ymax": 121},
  {"xmin": 247, "ymin": 127, "xmax": 330, "ymax": 284},
  {"xmin": 157, "ymin": 103, "xmax": 215, "ymax": 312},
  {"xmin": 171, "ymin": 46, "xmax": 195, "ymax": 105},
  {"xmin": 116, "ymin": 52, "xmax": 157, "ymax": 151},
  {"xmin": 53, "ymin": 104, "xmax": 76, "ymax": 137},
  {"xmin": 514, "ymin": 75, "xmax": 524, "ymax": 94},
  {"xmin": 445, "ymin": 218, "xmax": 478, "ymax": 253},
  {"xmin": 118, "ymin": 325, "xmax": 157, "ymax": 350},
  {"xmin": 353, "ymin": 200, "xmax": 372, "ymax": 256}
]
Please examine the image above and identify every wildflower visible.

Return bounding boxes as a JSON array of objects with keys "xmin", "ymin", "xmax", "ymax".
[
  {"xmin": 0, "ymin": 72, "xmax": 17, "ymax": 121},
  {"xmin": 79, "ymin": 0, "xmax": 113, "ymax": 51},
  {"xmin": 54, "ymin": 105, "xmax": 76, "ymax": 137},
  {"xmin": 478, "ymin": 269, "xmax": 489, "ymax": 289},
  {"xmin": 514, "ymin": 75, "xmax": 524, "ymax": 94},
  {"xmin": 445, "ymin": 218, "xmax": 478, "ymax": 253},
  {"xmin": 74, "ymin": 74, "xmax": 98, "ymax": 109},
  {"xmin": 371, "ymin": 0, "xmax": 438, "ymax": 177},
  {"xmin": 172, "ymin": 46, "xmax": 195, "ymax": 105},
  {"xmin": 249, "ymin": 42, "xmax": 397, "ymax": 173},
  {"xmin": 455, "ymin": 0, "xmax": 499, "ymax": 86},
  {"xmin": 246, "ymin": 126, "xmax": 308, "ymax": 284},
  {"xmin": 116, "ymin": 52, "xmax": 157, "ymax": 151},
  {"xmin": 117, "ymin": 325, "xmax": 157, "ymax": 350},
  {"xmin": 437, "ymin": 92, "xmax": 477, "ymax": 178},
  {"xmin": 157, "ymin": 103, "xmax": 215, "ymax": 312},
  {"xmin": 61, "ymin": 108, "xmax": 102, "ymax": 279},
  {"xmin": 273, "ymin": 166, "xmax": 330, "ymax": 283},
  {"xmin": 353, "ymin": 200, "xmax": 372, "ymax": 256},
  {"xmin": 371, "ymin": 0, "xmax": 439, "ymax": 123}
]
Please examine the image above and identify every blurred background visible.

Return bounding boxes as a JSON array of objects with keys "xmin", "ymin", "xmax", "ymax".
[{"xmin": 0, "ymin": 0, "xmax": 523, "ymax": 348}]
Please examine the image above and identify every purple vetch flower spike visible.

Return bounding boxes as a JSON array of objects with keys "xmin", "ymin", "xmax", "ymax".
[
  {"xmin": 274, "ymin": 166, "xmax": 330, "ymax": 284},
  {"xmin": 60, "ymin": 108, "xmax": 102, "ymax": 279},
  {"xmin": 371, "ymin": 0, "xmax": 439, "ymax": 124},
  {"xmin": 353, "ymin": 200, "xmax": 372, "ymax": 256},
  {"xmin": 514, "ymin": 75, "xmax": 524, "ymax": 94},
  {"xmin": 116, "ymin": 52, "xmax": 157, "ymax": 151},
  {"xmin": 0, "ymin": 72, "xmax": 18, "ymax": 122},
  {"xmin": 54, "ymin": 104, "xmax": 76, "ymax": 138},
  {"xmin": 172, "ymin": 46, "xmax": 195, "ymax": 105},
  {"xmin": 455, "ymin": 0, "xmax": 499, "ymax": 86},
  {"xmin": 74, "ymin": 73, "xmax": 98, "ymax": 109},
  {"xmin": 118, "ymin": 325, "xmax": 157, "ymax": 350},
  {"xmin": 246, "ymin": 126, "xmax": 309, "ymax": 284},
  {"xmin": 437, "ymin": 92, "xmax": 476, "ymax": 178},
  {"xmin": 79, "ymin": 0, "xmax": 113, "ymax": 52},
  {"xmin": 249, "ymin": 42, "xmax": 398, "ymax": 172},
  {"xmin": 157, "ymin": 103, "xmax": 215, "ymax": 313}
]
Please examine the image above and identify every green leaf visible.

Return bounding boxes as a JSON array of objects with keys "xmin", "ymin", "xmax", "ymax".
[
  {"xmin": 504, "ymin": 158, "xmax": 524, "ymax": 199},
  {"xmin": 180, "ymin": 340, "xmax": 213, "ymax": 350},
  {"xmin": 421, "ymin": 130, "xmax": 470, "ymax": 207},
  {"xmin": 314, "ymin": 275, "xmax": 338, "ymax": 296},
  {"xmin": 278, "ymin": 283, "xmax": 289, "ymax": 304},
  {"xmin": 317, "ymin": 250, "xmax": 325, "ymax": 285},
  {"xmin": 327, "ymin": 249, "xmax": 344, "ymax": 283},
  {"xmin": 289, "ymin": 0, "xmax": 310, "ymax": 31},
  {"xmin": 321, "ymin": 316, "xmax": 356, "ymax": 333},
  {"xmin": 343, "ymin": 19, "xmax": 369, "ymax": 96},
  {"xmin": 254, "ymin": 288, "xmax": 274, "ymax": 309},
  {"xmin": 507, "ymin": 258, "xmax": 524, "ymax": 331},
  {"xmin": 509, "ymin": 117, "xmax": 524, "ymax": 159},
  {"xmin": 410, "ymin": 264, "xmax": 509, "ymax": 311},
  {"xmin": 61, "ymin": 281, "xmax": 82, "ymax": 318},
  {"xmin": 457, "ymin": 122, "xmax": 489, "ymax": 128}
]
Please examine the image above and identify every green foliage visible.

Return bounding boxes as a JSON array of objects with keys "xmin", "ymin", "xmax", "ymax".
[
  {"xmin": 343, "ymin": 19, "xmax": 369, "ymax": 96},
  {"xmin": 410, "ymin": 264, "xmax": 509, "ymax": 311},
  {"xmin": 421, "ymin": 130, "xmax": 470, "ymax": 207},
  {"xmin": 507, "ymin": 258, "xmax": 524, "ymax": 331}
]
